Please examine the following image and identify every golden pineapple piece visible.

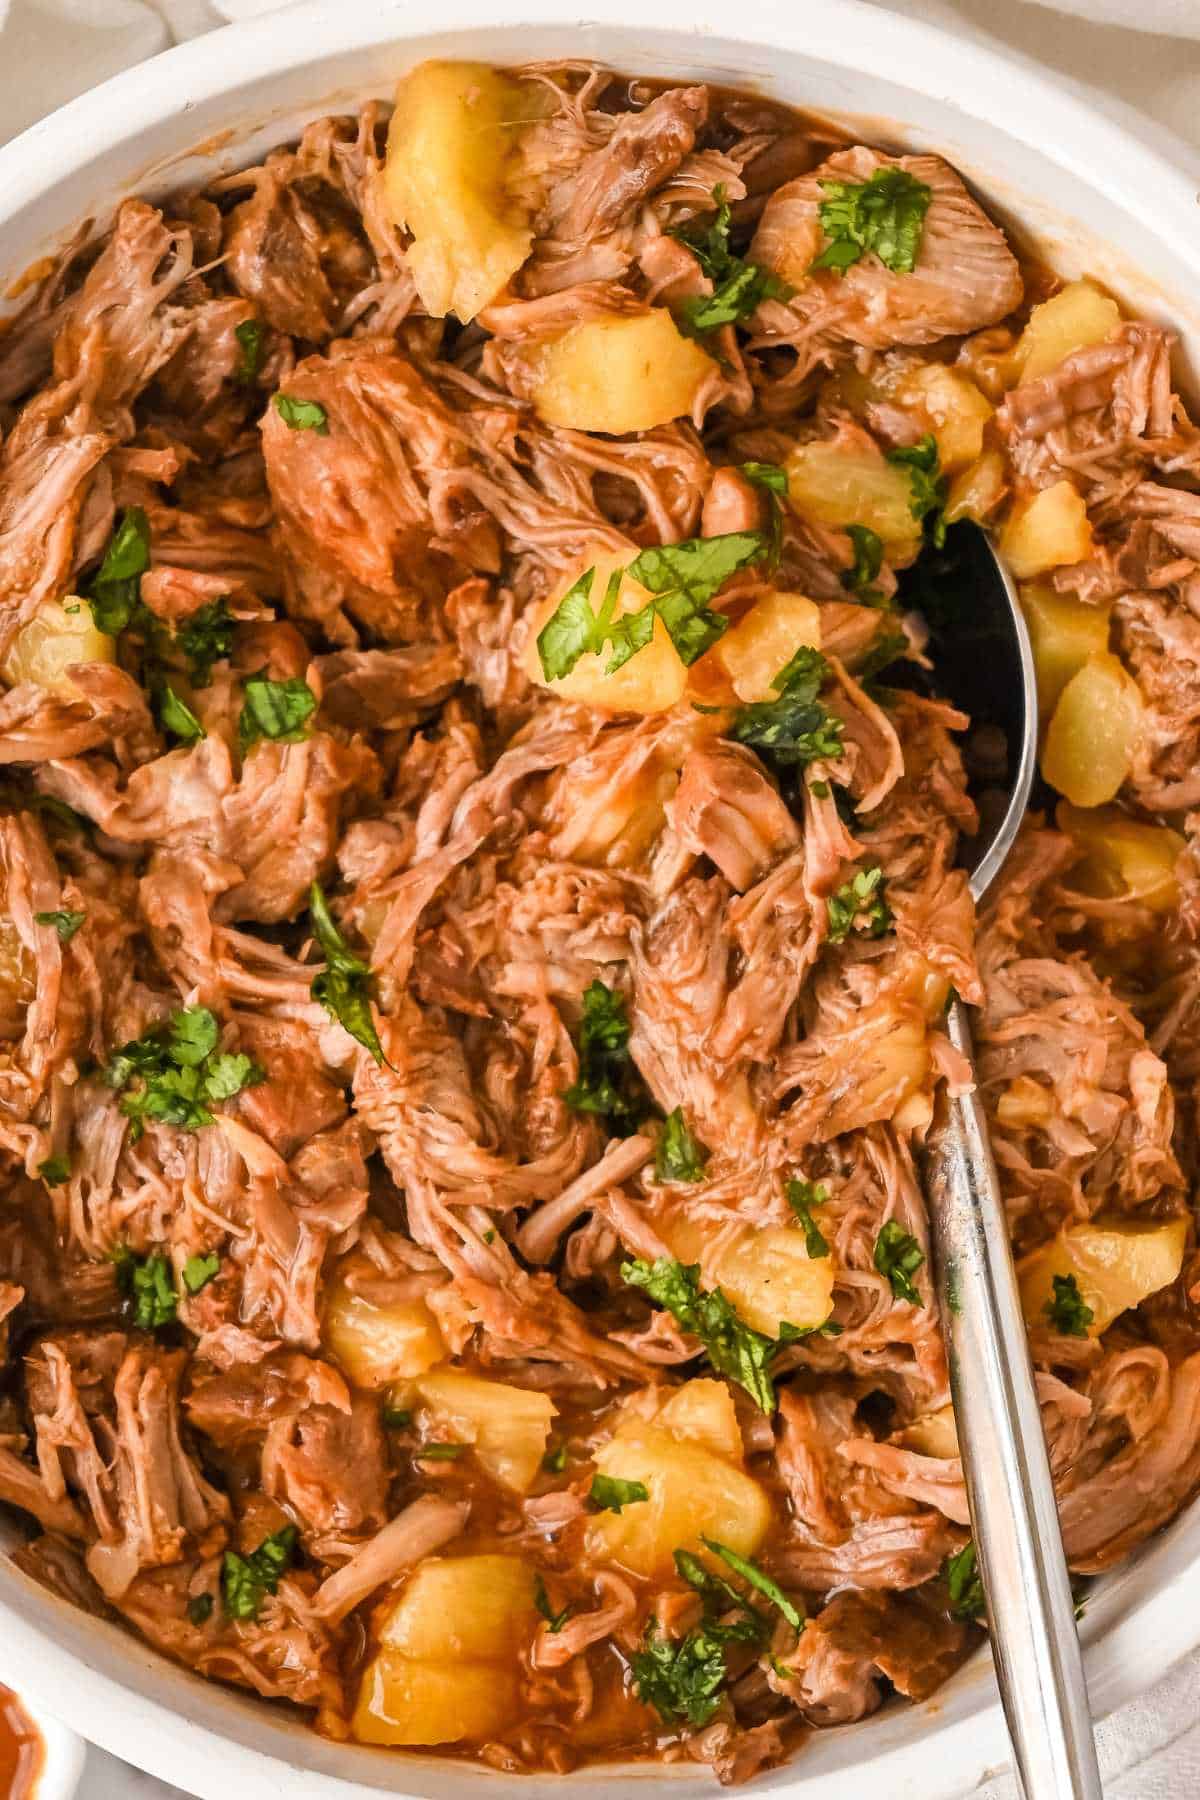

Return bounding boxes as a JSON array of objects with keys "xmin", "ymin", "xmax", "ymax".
[
  {"xmin": 353, "ymin": 1652, "xmax": 515, "ymax": 1747},
  {"xmin": 655, "ymin": 1377, "xmax": 744, "ymax": 1462},
  {"xmin": 2, "ymin": 598, "xmax": 114, "ymax": 693},
  {"xmin": 1021, "ymin": 581, "xmax": 1111, "ymax": 718},
  {"xmin": 900, "ymin": 1404, "xmax": 959, "ymax": 1458},
  {"xmin": 523, "ymin": 549, "xmax": 687, "ymax": 715},
  {"xmin": 1057, "ymin": 802, "xmax": 1185, "ymax": 914},
  {"xmin": 1018, "ymin": 1217, "xmax": 1187, "ymax": 1337},
  {"xmin": 944, "ymin": 449, "xmax": 1007, "ymax": 525},
  {"xmin": 383, "ymin": 61, "xmax": 544, "ymax": 322},
  {"xmin": 1012, "ymin": 281, "xmax": 1122, "ymax": 384},
  {"xmin": 662, "ymin": 1215, "xmax": 834, "ymax": 1339},
  {"xmin": 532, "ymin": 310, "xmax": 718, "ymax": 435},
  {"xmin": 999, "ymin": 480, "xmax": 1093, "ymax": 579},
  {"xmin": 414, "ymin": 1369, "xmax": 555, "ymax": 1493},
  {"xmin": 898, "ymin": 365, "xmax": 993, "ymax": 474},
  {"xmin": 714, "ymin": 591, "xmax": 822, "ymax": 702},
  {"xmin": 1040, "ymin": 652, "xmax": 1143, "ymax": 807},
  {"xmin": 586, "ymin": 1423, "xmax": 772, "ymax": 1579},
  {"xmin": 322, "ymin": 1278, "xmax": 446, "ymax": 1389},
  {"xmin": 785, "ymin": 439, "xmax": 922, "ymax": 557}
]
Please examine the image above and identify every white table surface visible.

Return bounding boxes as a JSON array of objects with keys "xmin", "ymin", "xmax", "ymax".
[{"xmin": 1, "ymin": 1, "xmax": 1199, "ymax": 1795}]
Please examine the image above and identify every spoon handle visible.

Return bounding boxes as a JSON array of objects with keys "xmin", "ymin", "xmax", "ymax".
[{"xmin": 925, "ymin": 999, "xmax": 1102, "ymax": 1800}]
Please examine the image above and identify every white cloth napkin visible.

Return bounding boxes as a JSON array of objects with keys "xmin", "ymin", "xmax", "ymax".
[{"xmin": 2, "ymin": 1, "xmax": 1200, "ymax": 1795}]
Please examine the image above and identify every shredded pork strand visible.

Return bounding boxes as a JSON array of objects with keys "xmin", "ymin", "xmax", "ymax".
[{"xmin": 0, "ymin": 55, "xmax": 1198, "ymax": 1790}]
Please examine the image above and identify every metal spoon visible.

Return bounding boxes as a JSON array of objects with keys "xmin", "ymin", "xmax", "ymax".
[{"xmin": 918, "ymin": 525, "xmax": 1102, "ymax": 1800}]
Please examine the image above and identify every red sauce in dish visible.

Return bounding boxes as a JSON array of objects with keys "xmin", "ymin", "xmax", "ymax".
[{"xmin": 0, "ymin": 1686, "xmax": 41, "ymax": 1800}]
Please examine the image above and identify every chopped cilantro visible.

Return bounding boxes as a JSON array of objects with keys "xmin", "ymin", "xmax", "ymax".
[
  {"xmin": 945, "ymin": 1541, "xmax": 986, "ymax": 1620},
  {"xmin": 417, "ymin": 1442, "xmax": 466, "ymax": 1461},
  {"xmin": 233, "ymin": 319, "xmax": 264, "ymax": 386},
  {"xmin": 308, "ymin": 881, "xmax": 385, "ymax": 1066},
  {"xmin": 827, "ymin": 866, "xmax": 891, "ymax": 943},
  {"xmin": 1045, "ymin": 1273, "xmax": 1094, "ymax": 1338},
  {"xmin": 86, "ymin": 507, "xmax": 151, "ymax": 636},
  {"xmin": 158, "ymin": 684, "xmax": 206, "ymax": 744},
  {"xmin": 33, "ymin": 910, "xmax": 84, "ymax": 943},
  {"xmin": 785, "ymin": 1179, "xmax": 830, "ymax": 1258},
  {"xmin": 857, "ymin": 627, "xmax": 909, "ymax": 685},
  {"xmin": 655, "ymin": 1108, "xmax": 707, "ymax": 1182},
  {"xmin": 272, "ymin": 393, "xmax": 328, "ymax": 434},
  {"xmin": 812, "ymin": 166, "xmax": 933, "ymax": 276},
  {"xmin": 113, "ymin": 1248, "xmax": 177, "ymax": 1331},
  {"xmin": 671, "ymin": 187, "xmax": 793, "ymax": 337},
  {"xmin": 38, "ymin": 1153, "xmax": 70, "ymax": 1186},
  {"xmin": 622, "ymin": 1256, "xmax": 776, "ymax": 1413},
  {"xmin": 888, "ymin": 433, "xmax": 948, "ymax": 548},
  {"xmin": 186, "ymin": 1592, "xmax": 214, "ymax": 1626},
  {"xmin": 874, "ymin": 1219, "xmax": 926, "ymax": 1306},
  {"xmin": 182, "ymin": 1251, "xmax": 221, "ymax": 1294},
  {"xmin": 702, "ymin": 1537, "xmax": 804, "ymax": 1632},
  {"xmin": 382, "ymin": 1406, "xmax": 412, "ymax": 1430},
  {"xmin": 542, "ymin": 1443, "xmax": 568, "ymax": 1474},
  {"xmin": 740, "ymin": 460, "xmax": 788, "ymax": 566},
  {"xmin": 674, "ymin": 1549, "xmax": 765, "ymax": 1640},
  {"xmin": 842, "ymin": 523, "xmax": 886, "ymax": 603},
  {"xmin": 238, "ymin": 674, "xmax": 317, "ymax": 750},
  {"xmin": 630, "ymin": 1623, "xmax": 729, "ymax": 1727},
  {"xmin": 534, "ymin": 1574, "xmax": 572, "ymax": 1633},
  {"xmin": 589, "ymin": 1473, "xmax": 649, "ymax": 1514},
  {"xmin": 732, "ymin": 645, "xmax": 844, "ymax": 772},
  {"xmin": 103, "ymin": 1005, "xmax": 263, "ymax": 1140},
  {"xmin": 221, "ymin": 1525, "xmax": 299, "ymax": 1621},
  {"xmin": 564, "ymin": 980, "xmax": 649, "ymax": 1136},
  {"xmin": 176, "ymin": 600, "xmax": 235, "ymax": 687}
]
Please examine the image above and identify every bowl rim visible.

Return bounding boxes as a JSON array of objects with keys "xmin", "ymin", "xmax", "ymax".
[{"xmin": 2, "ymin": 0, "xmax": 1200, "ymax": 1794}]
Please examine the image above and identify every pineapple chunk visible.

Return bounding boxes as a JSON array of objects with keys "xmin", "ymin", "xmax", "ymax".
[
  {"xmin": 1021, "ymin": 581, "xmax": 1111, "ymax": 718},
  {"xmin": 655, "ymin": 1378, "xmax": 744, "ymax": 1462},
  {"xmin": 1013, "ymin": 281, "xmax": 1122, "ymax": 384},
  {"xmin": 1057, "ymin": 802, "xmax": 1184, "ymax": 913},
  {"xmin": 944, "ymin": 449, "xmax": 1007, "ymax": 525},
  {"xmin": 786, "ymin": 439, "xmax": 922, "ymax": 557},
  {"xmin": 1018, "ymin": 1216, "xmax": 1187, "ymax": 1337},
  {"xmin": 900, "ymin": 1404, "xmax": 959, "ymax": 1458},
  {"xmin": 414, "ymin": 1369, "xmax": 555, "ymax": 1493},
  {"xmin": 322, "ymin": 1278, "xmax": 446, "ymax": 1389},
  {"xmin": 2, "ymin": 598, "xmax": 114, "ymax": 693},
  {"xmin": 532, "ymin": 310, "xmax": 717, "ymax": 435},
  {"xmin": 898, "ymin": 365, "xmax": 993, "ymax": 474},
  {"xmin": 1000, "ymin": 480, "xmax": 1093, "ymax": 579},
  {"xmin": 714, "ymin": 591, "xmax": 821, "ymax": 702},
  {"xmin": 524, "ymin": 549, "xmax": 687, "ymax": 715},
  {"xmin": 1041, "ymin": 652, "xmax": 1143, "ymax": 807},
  {"xmin": 587, "ymin": 1423, "xmax": 771, "ymax": 1578},
  {"xmin": 354, "ymin": 1555, "xmax": 538, "ymax": 1747},
  {"xmin": 383, "ymin": 61, "xmax": 543, "ymax": 323},
  {"xmin": 663, "ymin": 1215, "xmax": 834, "ymax": 1339}
]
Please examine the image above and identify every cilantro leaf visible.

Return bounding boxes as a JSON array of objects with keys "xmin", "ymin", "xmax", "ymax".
[
  {"xmin": 674, "ymin": 1550, "xmax": 765, "ymax": 1641},
  {"xmin": 701, "ymin": 1537, "xmax": 804, "ymax": 1632},
  {"xmin": 622, "ymin": 1256, "xmax": 776, "ymax": 1413},
  {"xmin": 221, "ymin": 1524, "xmax": 299, "ymax": 1621},
  {"xmin": 874, "ymin": 1219, "xmax": 926, "ymax": 1306},
  {"xmin": 785, "ymin": 1179, "xmax": 830, "ymax": 1257},
  {"xmin": 589, "ymin": 1474, "xmax": 649, "ymax": 1514},
  {"xmin": 672, "ymin": 187, "xmax": 793, "ymax": 337},
  {"xmin": 626, "ymin": 532, "xmax": 764, "ymax": 664},
  {"xmin": 158, "ymin": 684, "xmax": 206, "ymax": 744},
  {"xmin": 888, "ymin": 433, "xmax": 948, "ymax": 548},
  {"xmin": 169, "ymin": 1007, "xmax": 219, "ymax": 1067},
  {"xmin": 86, "ymin": 507, "xmax": 151, "ymax": 636},
  {"xmin": 656, "ymin": 1108, "xmax": 707, "ymax": 1182},
  {"xmin": 382, "ymin": 1406, "xmax": 412, "ymax": 1430},
  {"xmin": 812, "ymin": 166, "xmax": 933, "ymax": 276},
  {"xmin": 630, "ymin": 1623, "xmax": 729, "ymax": 1727},
  {"xmin": 417, "ymin": 1442, "xmax": 466, "ymax": 1461},
  {"xmin": 182, "ymin": 1251, "xmax": 221, "ymax": 1294},
  {"xmin": 103, "ymin": 1006, "xmax": 262, "ymax": 1140},
  {"xmin": 842, "ymin": 524, "xmax": 886, "ymax": 603},
  {"xmin": 827, "ymin": 866, "xmax": 891, "ymax": 943},
  {"xmin": 176, "ymin": 600, "xmax": 235, "ymax": 687},
  {"xmin": 732, "ymin": 645, "xmax": 844, "ymax": 771},
  {"xmin": 238, "ymin": 674, "xmax": 317, "ymax": 750},
  {"xmin": 945, "ymin": 1541, "xmax": 986, "ymax": 1620},
  {"xmin": 233, "ymin": 319, "xmax": 264, "ymax": 386},
  {"xmin": 1045, "ymin": 1273, "xmax": 1094, "ymax": 1338},
  {"xmin": 38, "ymin": 1154, "xmax": 70, "ymax": 1185},
  {"xmin": 741, "ymin": 460, "xmax": 788, "ymax": 567},
  {"xmin": 564, "ymin": 980, "xmax": 650, "ymax": 1136},
  {"xmin": 113, "ymin": 1248, "xmax": 177, "ymax": 1331},
  {"xmin": 857, "ymin": 627, "xmax": 910, "ymax": 685},
  {"xmin": 542, "ymin": 1443, "xmax": 568, "ymax": 1474},
  {"xmin": 534, "ymin": 1574, "xmax": 572, "ymax": 1633},
  {"xmin": 272, "ymin": 393, "xmax": 328, "ymax": 434},
  {"xmin": 186, "ymin": 1592, "xmax": 214, "ymax": 1626},
  {"xmin": 34, "ymin": 910, "xmax": 84, "ymax": 943},
  {"xmin": 308, "ymin": 881, "xmax": 385, "ymax": 1065}
]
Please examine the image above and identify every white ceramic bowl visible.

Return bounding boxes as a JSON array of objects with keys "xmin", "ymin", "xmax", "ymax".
[{"xmin": 3, "ymin": 3, "xmax": 1200, "ymax": 1795}]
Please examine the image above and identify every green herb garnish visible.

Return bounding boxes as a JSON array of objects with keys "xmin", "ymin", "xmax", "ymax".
[
  {"xmin": 945, "ymin": 1541, "xmax": 986, "ymax": 1620},
  {"xmin": 233, "ymin": 319, "xmax": 264, "ymax": 386},
  {"xmin": 785, "ymin": 1180, "xmax": 830, "ymax": 1258},
  {"xmin": 564, "ymin": 980, "xmax": 649, "ymax": 1136},
  {"xmin": 86, "ymin": 507, "xmax": 151, "ymax": 636},
  {"xmin": 221, "ymin": 1525, "xmax": 299, "ymax": 1621},
  {"xmin": 418, "ymin": 1442, "xmax": 466, "ymax": 1462},
  {"xmin": 874, "ymin": 1219, "xmax": 925, "ymax": 1306},
  {"xmin": 671, "ymin": 187, "xmax": 793, "ymax": 336},
  {"xmin": 158, "ymin": 685, "xmax": 206, "ymax": 744},
  {"xmin": 842, "ymin": 523, "xmax": 886, "ymax": 603},
  {"xmin": 176, "ymin": 600, "xmax": 235, "ymax": 687},
  {"xmin": 702, "ymin": 1537, "xmax": 804, "ymax": 1632},
  {"xmin": 1044, "ymin": 1273, "xmax": 1094, "ymax": 1338},
  {"xmin": 655, "ymin": 1108, "xmax": 707, "ymax": 1182},
  {"xmin": 238, "ymin": 674, "xmax": 317, "ymax": 750},
  {"xmin": 589, "ymin": 1474, "xmax": 649, "ymax": 1514},
  {"xmin": 542, "ymin": 1443, "xmax": 568, "ymax": 1474},
  {"xmin": 186, "ymin": 1592, "xmax": 214, "ymax": 1626},
  {"xmin": 272, "ymin": 393, "xmax": 328, "ymax": 434},
  {"xmin": 382, "ymin": 1406, "xmax": 412, "ymax": 1430},
  {"xmin": 113, "ymin": 1248, "xmax": 177, "ymax": 1331},
  {"xmin": 534, "ymin": 1574, "xmax": 573, "ymax": 1633},
  {"xmin": 182, "ymin": 1252, "xmax": 221, "ymax": 1294},
  {"xmin": 102, "ymin": 1005, "xmax": 263, "ymax": 1141},
  {"xmin": 732, "ymin": 645, "xmax": 844, "ymax": 771},
  {"xmin": 308, "ymin": 881, "xmax": 385, "ymax": 1065},
  {"xmin": 622, "ymin": 1257, "xmax": 777, "ymax": 1413},
  {"xmin": 888, "ymin": 433, "xmax": 948, "ymax": 548},
  {"xmin": 630, "ymin": 1623, "xmax": 730, "ymax": 1727},
  {"xmin": 34, "ymin": 910, "xmax": 84, "ymax": 943},
  {"xmin": 812, "ymin": 166, "xmax": 933, "ymax": 276},
  {"xmin": 827, "ymin": 866, "xmax": 891, "ymax": 943},
  {"xmin": 38, "ymin": 1154, "xmax": 70, "ymax": 1185}
]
